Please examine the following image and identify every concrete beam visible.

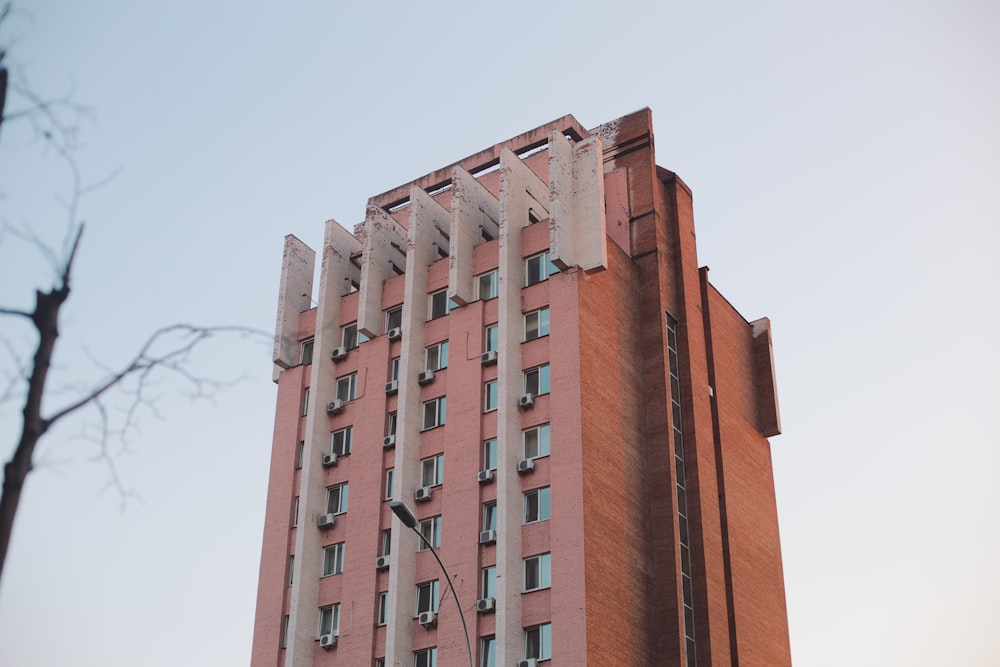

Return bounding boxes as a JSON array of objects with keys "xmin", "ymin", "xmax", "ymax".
[
  {"xmin": 751, "ymin": 318, "xmax": 782, "ymax": 437},
  {"xmin": 448, "ymin": 166, "xmax": 500, "ymax": 306},
  {"xmin": 549, "ymin": 131, "xmax": 608, "ymax": 273},
  {"xmin": 272, "ymin": 235, "xmax": 315, "ymax": 372},
  {"xmin": 358, "ymin": 205, "xmax": 408, "ymax": 338}
]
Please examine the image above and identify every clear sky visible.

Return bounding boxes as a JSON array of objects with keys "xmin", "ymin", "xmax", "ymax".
[{"xmin": 1, "ymin": 1, "xmax": 998, "ymax": 665}]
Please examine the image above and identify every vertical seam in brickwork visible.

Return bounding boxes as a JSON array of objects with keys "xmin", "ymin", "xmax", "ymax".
[{"xmin": 699, "ymin": 267, "xmax": 739, "ymax": 667}]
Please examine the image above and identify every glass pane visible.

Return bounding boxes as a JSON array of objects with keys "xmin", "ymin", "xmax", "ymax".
[{"xmin": 539, "ymin": 487, "xmax": 550, "ymax": 520}]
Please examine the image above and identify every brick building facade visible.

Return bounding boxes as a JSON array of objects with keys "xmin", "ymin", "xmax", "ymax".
[{"xmin": 251, "ymin": 108, "xmax": 791, "ymax": 667}]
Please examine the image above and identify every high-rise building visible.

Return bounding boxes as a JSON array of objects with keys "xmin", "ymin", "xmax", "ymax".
[{"xmin": 251, "ymin": 109, "xmax": 790, "ymax": 667}]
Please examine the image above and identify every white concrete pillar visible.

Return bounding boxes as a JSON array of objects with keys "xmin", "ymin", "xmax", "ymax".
[
  {"xmin": 358, "ymin": 205, "xmax": 408, "ymax": 339},
  {"xmin": 548, "ymin": 131, "xmax": 608, "ymax": 273},
  {"xmin": 272, "ymin": 235, "xmax": 315, "ymax": 373},
  {"xmin": 448, "ymin": 165, "xmax": 500, "ymax": 306}
]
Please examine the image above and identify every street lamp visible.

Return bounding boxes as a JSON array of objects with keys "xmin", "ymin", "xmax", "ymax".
[{"xmin": 389, "ymin": 500, "xmax": 474, "ymax": 667}]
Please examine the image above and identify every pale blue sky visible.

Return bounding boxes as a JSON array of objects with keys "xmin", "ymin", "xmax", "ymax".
[{"xmin": 1, "ymin": 1, "xmax": 998, "ymax": 665}]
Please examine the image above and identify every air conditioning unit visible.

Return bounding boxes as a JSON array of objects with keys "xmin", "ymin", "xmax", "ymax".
[
  {"xmin": 414, "ymin": 486, "xmax": 433, "ymax": 502},
  {"xmin": 417, "ymin": 369, "xmax": 435, "ymax": 385},
  {"xmin": 331, "ymin": 346, "xmax": 348, "ymax": 361},
  {"xmin": 518, "ymin": 660, "xmax": 539, "ymax": 667},
  {"xmin": 475, "ymin": 597, "xmax": 496, "ymax": 613},
  {"xmin": 477, "ymin": 469, "xmax": 494, "ymax": 484},
  {"xmin": 417, "ymin": 611, "xmax": 437, "ymax": 627},
  {"xmin": 384, "ymin": 380, "xmax": 398, "ymax": 395},
  {"xmin": 382, "ymin": 434, "xmax": 396, "ymax": 449},
  {"xmin": 519, "ymin": 393, "xmax": 534, "ymax": 409},
  {"xmin": 326, "ymin": 399, "xmax": 345, "ymax": 415},
  {"xmin": 387, "ymin": 327, "xmax": 402, "ymax": 341},
  {"xmin": 375, "ymin": 555, "xmax": 390, "ymax": 570},
  {"xmin": 319, "ymin": 633, "xmax": 337, "ymax": 649},
  {"xmin": 317, "ymin": 513, "xmax": 336, "ymax": 528},
  {"xmin": 517, "ymin": 458, "xmax": 535, "ymax": 474},
  {"xmin": 480, "ymin": 350, "xmax": 498, "ymax": 365},
  {"xmin": 322, "ymin": 453, "xmax": 338, "ymax": 467},
  {"xmin": 479, "ymin": 529, "xmax": 497, "ymax": 544}
]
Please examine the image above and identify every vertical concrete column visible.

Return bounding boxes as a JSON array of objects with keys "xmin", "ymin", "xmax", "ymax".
[
  {"xmin": 358, "ymin": 206, "xmax": 408, "ymax": 338},
  {"xmin": 548, "ymin": 131, "xmax": 608, "ymax": 273},
  {"xmin": 285, "ymin": 220, "xmax": 361, "ymax": 667},
  {"xmin": 448, "ymin": 166, "xmax": 500, "ymax": 305},
  {"xmin": 272, "ymin": 235, "xmax": 316, "ymax": 372},
  {"xmin": 496, "ymin": 147, "xmax": 550, "ymax": 667},
  {"xmin": 386, "ymin": 186, "xmax": 449, "ymax": 667}
]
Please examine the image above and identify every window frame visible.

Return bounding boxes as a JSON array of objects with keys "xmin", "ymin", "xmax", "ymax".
[
  {"xmin": 318, "ymin": 603, "xmax": 340, "ymax": 638},
  {"xmin": 414, "ymin": 648, "xmax": 438, "ymax": 667},
  {"xmin": 380, "ymin": 528, "xmax": 392, "ymax": 557},
  {"xmin": 525, "ymin": 251, "xmax": 558, "ymax": 287},
  {"xmin": 322, "ymin": 542, "xmax": 345, "ymax": 577},
  {"xmin": 481, "ymin": 565, "xmax": 497, "ymax": 599},
  {"xmin": 524, "ymin": 553, "xmax": 552, "ymax": 592},
  {"xmin": 482, "ymin": 501, "xmax": 497, "ymax": 531},
  {"xmin": 300, "ymin": 338, "xmax": 315, "ymax": 365},
  {"xmin": 331, "ymin": 426, "xmax": 353, "ymax": 457},
  {"xmin": 524, "ymin": 307, "xmax": 550, "ymax": 341},
  {"xmin": 415, "ymin": 579, "xmax": 440, "ymax": 615},
  {"xmin": 428, "ymin": 289, "xmax": 452, "ymax": 320},
  {"xmin": 524, "ymin": 623, "xmax": 552, "ymax": 660},
  {"xmin": 418, "ymin": 516, "xmax": 441, "ymax": 551},
  {"xmin": 336, "ymin": 373, "xmax": 358, "ymax": 402},
  {"xmin": 425, "ymin": 340, "xmax": 449, "ymax": 371},
  {"xmin": 523, "ymin": 364, "xmax": 550, "ymax": 397},
  {"xmin": 385, "ymin": 468, "xmax": 395, "ymax": 501},
  {"xmin": 484, "ymin": 380, "xmax": 498, "ymax": 412},
  {"xmin": 422, "ymin": 396, "xmax": 446, "ymax": 430},
  {"xmin": 524, "ymin": 486, "xmax": 551, "ymax": 524},
  {"xmin": 476, "ymin": 269, "xmax": 498, "ymax": 300},
  {"xmin": 523, "ymin": 424, "xmax": 551, "ymax": 459},
  {"xmin": 342, "ymin": 322, "xmax": 369, "ymax": 350},
  {"xmin": 326, "ymin": 483, "xmax": 349, "ymax": 515},
  {"xmin": 480, "ymin": 635, "xmax": 496, "ymax": 667},
  {"xmin": 421, "ymin": 453, "xmax": 445, "ymax": 488},
  {"xmin": 484, "ymin": 323, "xmax": 499, "ymax": 352},
  {"xmin": 385, "ymin": 306, "xmax": 403, "ymax": 333},
  {"xmin": 483, "ymin": 438, "xmax": 498, "ymax": 471},
  {"xmin": 377, "ymin": 591, "xmax": 389, "ymax": 626}
]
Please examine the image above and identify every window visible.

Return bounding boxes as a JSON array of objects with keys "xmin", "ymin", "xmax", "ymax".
[
  {"xmin": 525, "ymin": 251, "xmax": 558, "ymax": 286},
  {"xmin": 523, "ymin": 424, "xmax": 551, "ymax": 459},
  {"xmin": 385, "ymin": 306, "xmax": 403, "ymax": 332},
  {"xmin": 524, "ymin": 487, "xmax": 551, "ymax": 523},
  {"xmin": 483, "ymin": 438, "xmax": 497, "ymax": 471},
  {"xmin": 318, "ymin": 604, "xmax": 340, "ymax": 638},
  {"xmin": 523, "ymin": 364, "xmax": 550, "ymax": 397},
  {"xmin": 387, "ymin": 411, "xmax": 398, "ymax": 437},
  {"xmin": 481, "ymin": 565, "xmax": 497, "ymax": 599},
  {"xmin": 377, "ymin": 591, "xmax": 389, "ymax": 626},
  {"xmin": 331, "ymin": 426, "xmax": 352, "ymax": 457},
  {"xmin": 302, "ymin": 387, "xmax": 310, "ymax": 416},
  {"xmin": 287, "ymin": 555, "xmax": 295, "ymax": 586},
  {"xmin": 480, "ymin": 636, "xmax": 496, "ymax": 667},
  {"xmin": 524, "ymin": 307, "xmax": 550, "ymax": 341},
  {"xmin": 336, "ymin": 373, "xmax": 357, "ymax": 402},
  {"xmin": 295, "ymin": 440, "xmax": 304, "ymax": 470},
  {"xmin": 422, "ymin": 397, "xmax": 446, "ymax": 430},
  {"xmin": 484, "ymin": 324, "xmax": 498, "ymax": 352},
  {"xmin": 390, "ymin": 357, "xmax": 400, "ymax": 382},
  {"xmin": 482, "ymin": 501, "xmax": 497, "ymax": 531},
  {"xmin": 323, "ymin": 542, "xmax": 345, "ymax": 576},
  {"xmin": 428, "ymin": 289, "xmax": 452, "ymax": 320},
  {"xmin": 416, "ymin": 580, "xmax": 440, "ymax": 614},
  {"xmin": 291, "ymin": 496, "xmax": 300, "ymax": 527},
  {"xmin": 477, "ymin": 269, "xmax": 498, "ymax": 300},
  {"xmin": 524, "ymin": 553, "xmax": 551, "ymax": 591},
  {"xmin": 342, "ymin": 322, "xmax": 369, "ymax": 350},
  {"xmin": 484, "ymin": 380, "xmax": 498, "ymax": 412},
  {"xmin": 385, "ymin": 468, "xmax": 395, "ymax": 500},
  {"xmin": 300, "ymin": 338, "xmax": 314, "ymax": 365},
  {"xmin": 376, "ymin": 659, "xmax": 386, "ymax": 667},
  {"xmin": 524, "ymin": 623, "xmax": 552, "ymax": 660},
  {"xmin": 420, "ymin": 454, "xmax": 444, "ymax": 488},
  {"xmin": 282, "ymin": 614, "xmax": 290, "ymax": 648},
  {"xmin": 326, "ymin": 483, "xmax": 349, "ymax": 515},
  {"xmin": 380, "ymin": 528, "xmax": 392, "ymax": 557},
  {"xmin": 425, "ymin": 341, "xmax": 449, "ymax": 371},
  {"xmin": 414, "ymin": 648, "xmax": 437, "ymax": 667},
  {"xmin": 418, "ymin": 516, "xmax": 441, "ymax": 551}
]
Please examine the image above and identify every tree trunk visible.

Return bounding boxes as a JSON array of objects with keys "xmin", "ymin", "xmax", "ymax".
[{"xmin": 0, "ymin": 285, "xmax": 68, "ymax": 584}]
